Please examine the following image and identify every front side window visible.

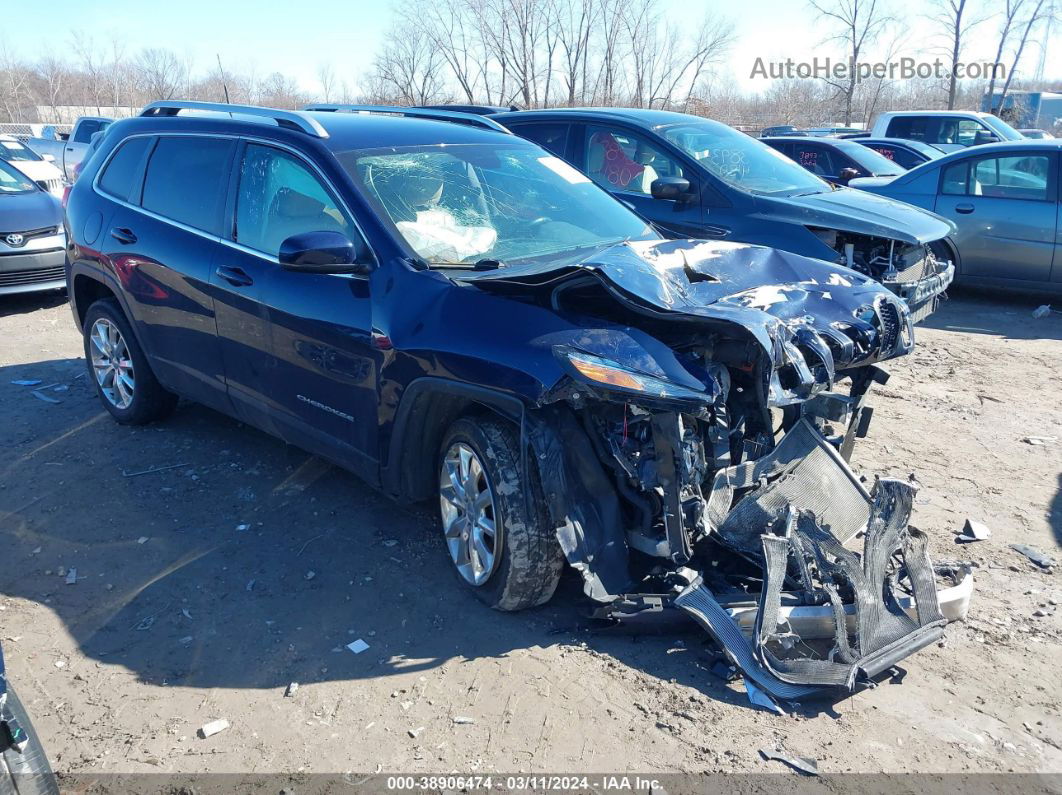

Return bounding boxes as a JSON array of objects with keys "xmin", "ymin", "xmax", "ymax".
[
  {"xmin": 141, "ymin": 136, "xmax": 235, "ymax": 234},
  {"xmin": 662, "ymin": 120, "xmax": 828, "ymax": 196},
  {"xmin": 584, "ymin": 126, "xmax": 683, "ymax": 195},
  {"xmin": 869, "ymin": 145, "xmax": 921, "ymax": 170},
  {"xmin": 340, "ymin": 143, "xmax": 654, "ymax": 266},
  {"xmin": 0, "ymin": 159, "xmax": 37, "ymax": 194},
  {"xmin": 235, "ymin": 144, "xmax": 351, "ymax": 256},
  {"xmin": 98, "ymin": 137, "xmax": 152, "ymax": 202}
]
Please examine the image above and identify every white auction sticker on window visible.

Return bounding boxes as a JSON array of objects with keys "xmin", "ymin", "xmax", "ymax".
[{"xmin": 538, "ymin": 156, "xmax": 590, "ymax": 184}]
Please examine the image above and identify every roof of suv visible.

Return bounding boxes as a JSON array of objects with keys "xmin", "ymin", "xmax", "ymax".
[
  {"xmin": 105, "ymin": 104, "xmax": 525, "ymax": 153},
  {"xmin": 491, "ymin": 107, "xmax": 707, "ymax": 129}
]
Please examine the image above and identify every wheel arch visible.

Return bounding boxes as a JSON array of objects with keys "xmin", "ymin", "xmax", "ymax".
[{"xmin": 382, "ymin": 378, "xmax": 527, "ymax": 503}]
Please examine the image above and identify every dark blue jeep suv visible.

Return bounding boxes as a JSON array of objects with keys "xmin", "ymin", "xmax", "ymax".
[{"xmin": 65, "ymin": 102, "xmax": 960, "ymax": 695}]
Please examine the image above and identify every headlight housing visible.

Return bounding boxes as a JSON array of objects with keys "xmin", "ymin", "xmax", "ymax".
[{"xmin": 558, "ymin": 348, "xmax": 710, "ymax": 402}]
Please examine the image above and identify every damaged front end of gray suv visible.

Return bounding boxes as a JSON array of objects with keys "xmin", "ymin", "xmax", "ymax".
[{"xmin": 459, "ymin": 238, "xmax": 973, "ymax": 698}]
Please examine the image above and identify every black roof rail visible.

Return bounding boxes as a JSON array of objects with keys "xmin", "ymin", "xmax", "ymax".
[
  {"xmin": 140, "ymin": 101, "xmax": 329, "ymax": 138},
  {"xmin": 303, "ymin": 104, "xmax": 511, "ymax": 134}
]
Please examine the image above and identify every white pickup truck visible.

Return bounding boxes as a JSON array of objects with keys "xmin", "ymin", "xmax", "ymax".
[
  {"xmin": 23, "ymin": 116, "xmax": 111, "ymax": 181},
  {"xmin": 867, "ymin": 110, "xmax": 1025, "ymax": 152}
]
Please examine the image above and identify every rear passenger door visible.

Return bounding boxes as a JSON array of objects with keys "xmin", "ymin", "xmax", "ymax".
[
  {"xmin": 96, "ymin": 133, "xmax": 234, "ymax": 413},
  {"xmin": 221, "ymin": 141, "xmax": 379, "ymax": 478}
]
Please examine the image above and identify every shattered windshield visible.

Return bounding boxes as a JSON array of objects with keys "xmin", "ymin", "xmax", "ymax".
[
  {"xmin": 661, "ymin": 121, "xmax": 830, "ymax": 196},
  {"xmin": 339, "ymin": 143, "xmax": 655, "ymax": 267}
]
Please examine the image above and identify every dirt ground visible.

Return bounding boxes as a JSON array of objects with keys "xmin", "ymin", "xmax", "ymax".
[{"xmin": 0, "ymin": 288, "xmax": 1060, "ymax": 779}]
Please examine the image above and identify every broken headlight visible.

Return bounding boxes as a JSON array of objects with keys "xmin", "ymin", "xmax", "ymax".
[{"xmin": 560, "ymin": 349, "xmax": 709, "ymax": 402}]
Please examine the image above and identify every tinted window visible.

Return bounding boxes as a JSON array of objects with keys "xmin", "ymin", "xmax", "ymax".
[
  {"xmin": 972, "ymin": 155, "xmax": 1050, "ymax": 200},
  {"xmin": 791, "ymin": 144, "xmax": 836, "ymax": 176},
  {"xmin": 235, "ymin": 144, "xmax": 352, "ymax": 256},
  {"xmin": 941, "ymin": 161, "xmax": 969, "ymax": 195},
  {"xmin": 885, "ymin": 117, "xmax": 926, "ymax": 140},
  {"xmin": 142, "ymin": 137, "xmax": 235, "ymax": 234},
  {"xmin": 73, "ymin": 119, "xmax": 109, "ymax": 144},
  {"xmin": 511, "ymin": 124, "xmax": 569, "ymax": 157},
  {"xmin": 98, "ymin": 137, "xmax": 151, "ymax": 202},
  {"xmin": 584, "ymin": 126, "xmax": 684, "ymax": 195},
  {"xmin": 869, "ymin": 145, "xmax": 921, "ymax": 170}
]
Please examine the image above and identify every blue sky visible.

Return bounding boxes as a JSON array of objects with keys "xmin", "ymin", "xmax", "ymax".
[{"xmin": 11, "ymin": 0, "xmax": 1060, "ymax": 96}]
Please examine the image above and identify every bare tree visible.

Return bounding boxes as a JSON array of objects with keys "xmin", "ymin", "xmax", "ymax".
[
  {"xmin": 998, "ymin": 0, "xmax": 1052, "ymax": 105},
  {"xmin": 986, "ymin": 0, "xmax": 1026, "ymax": 104},
  {"xmin": 372, "ymin": 24, "xmax": 448, "ymax": 105},
  {"xmin": 552, "ymin": 0, "xmax": 595, "ymax": 105},
  {"xmin": 807, "ymin": 0, "xmax": 893, "ymax": 124},
  {"xmin": 0, "ymin": 40, "xmax": 30, "ymax": 122},
  {"xmin": 928, "ymin": 0, "xmax": 987, "ymax": 108},
  {"xmin": 36, "ymin": 55, "xmax": 66, "ymax": 122},
  {"xmin": 317, "ymin": 62, "xmax": 336, "ymax": 103},
  {"xmin": 134, "ymin": 48, "xmax": 187, "ymax": 102}
]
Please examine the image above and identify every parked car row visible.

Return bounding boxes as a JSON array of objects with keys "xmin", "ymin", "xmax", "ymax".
[{"xmin": 62, "ymin": 100, "xmax": 970, "ymax": 699}]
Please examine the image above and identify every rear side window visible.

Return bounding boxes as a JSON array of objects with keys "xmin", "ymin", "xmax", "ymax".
[
  {"xmin": 73, "ymin": 119, "xmax": 108, "ymax": 144},
  {"xmin": 791, "ymin": 144, "xmax": 835, "ymax": 176},
  {"xmin": 886, "ymin": 117, "xmax": 930, "ymax": 142},
  {"xmin": 941, "ymin": 161, "xmax": 968, "ymax": 194},
  {"xmin": 141, "ymin": 137, "xmax": 235, "ymax": 234},
  {"xmin": 98, "ymin": 137, "xmax": 151, "ymax": 202},
  {"xmin": 869, "ymin": 145, "xmax": 920, "ymax": 170},
  {"xmin": 510, "ymin": 124, "xmax": 570, "ymax": 157}
]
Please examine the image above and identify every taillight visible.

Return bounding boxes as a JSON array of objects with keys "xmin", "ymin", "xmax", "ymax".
[{"xmin": 62, "ymin": 184, "xmax": 72, "ymax": 208}]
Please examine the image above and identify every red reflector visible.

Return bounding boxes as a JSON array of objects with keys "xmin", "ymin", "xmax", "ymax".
[
  {"xmin": 371, "ymin": 332, "xmax": 393, "ymax": 351},
  {"xmin": 61, "ymin": 185, "xmax": 72, "ymax": 208}
]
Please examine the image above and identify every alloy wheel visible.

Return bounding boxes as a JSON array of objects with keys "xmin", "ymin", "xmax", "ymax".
[
  {"xmin": 439, "ymin": 441, "xmax": 500, "ymax": 586},
  {"xmin": 89, "ymin": 318, "xmax": 135, "ymax": 409}
]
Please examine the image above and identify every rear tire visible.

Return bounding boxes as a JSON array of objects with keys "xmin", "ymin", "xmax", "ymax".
[
  {"xmin": 438, "ymin": 417, "xmax": 564, "ymax": 611},
  {"xmin": 82, "ymin": 298, "xmax": 177, "ymax": 425}
]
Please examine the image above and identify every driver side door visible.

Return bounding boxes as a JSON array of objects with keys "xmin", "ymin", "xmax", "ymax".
[
  {"xmin": 224, "ymin": 141, "xmax": 380, "ymax": 479},
  {"xmin": 575, "ymin": 124, "xmax": 705, "ymax": 238}
]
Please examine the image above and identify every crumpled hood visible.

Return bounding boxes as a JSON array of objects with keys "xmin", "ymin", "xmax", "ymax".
[
  {"xmin": 761, "ymin": 186, "xmax": 954, "ymax": 243},
  {"xmin": 0, "ymin": 190, "xmax": 62, "ymax": 234},
  {"xmin": 457, "ymin": 238, "xmax": 914, "ymax": 376}
]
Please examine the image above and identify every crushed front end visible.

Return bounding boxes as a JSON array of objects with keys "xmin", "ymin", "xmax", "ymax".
[
  {"xmin": 808, "ymin": 228, "xmax": 955, "ymax": 323},
  {"xmin": 471, "ymin": 239, "xmax": 972, "ymax": 698}
]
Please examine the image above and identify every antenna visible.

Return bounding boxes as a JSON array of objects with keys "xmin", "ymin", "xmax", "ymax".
[{"xmin": 216, "ymin": 54, "xmax": 231, "ymax": 105}]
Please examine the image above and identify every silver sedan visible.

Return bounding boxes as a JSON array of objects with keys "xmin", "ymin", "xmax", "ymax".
[{"xmin": 849, "ymin": 140, "xmax": 1061, "ymax": 294}]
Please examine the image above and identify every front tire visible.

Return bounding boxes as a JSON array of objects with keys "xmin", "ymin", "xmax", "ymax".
[
  {"xmin": 82, "ymin": 298, "xmax": 177, "ymax": 425},
  {"xmin": 438, "ymin": 417, "xmax": 564, "ymax": 611}
]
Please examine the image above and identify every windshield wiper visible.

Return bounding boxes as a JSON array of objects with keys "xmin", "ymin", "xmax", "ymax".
[{"xmin": 428, "ymin": 258, "xmax": 504, "ymax": 271}]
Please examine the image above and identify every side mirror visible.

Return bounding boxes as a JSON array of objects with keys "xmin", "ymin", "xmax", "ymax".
[
  {"xmin": 42, "ymin": 154, "xmax": 56, "ymax": 163},
  {"xmin": 279, "ymin": 231, "xmax": 373, "ymax": 275},
  {"xmin": 650, "ymin": 176, "xmax": 693, "ymax": 201},
  {"xmin": 974, "ymin": 131, "xmax": 999, "ymax": 145}
]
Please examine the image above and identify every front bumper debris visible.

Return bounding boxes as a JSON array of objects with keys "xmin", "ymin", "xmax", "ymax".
[{"xmin": 884, "ymin": 261, "xmax": 955, "ymax": 323}]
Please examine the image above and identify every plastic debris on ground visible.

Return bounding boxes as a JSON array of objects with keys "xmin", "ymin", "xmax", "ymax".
[
  {"xmin": 65, "ymin": 568, "xmax": 77, "ymax": 584},
  {"xmin": 957, "ymin": 519, "xmax": 991, "ymax": 543},
  {"xmin": 11, "ymin": 379, "xmax": 42, "ymax": 386},
  {"xmin": 452, "ymin": 716, "xmax": 475, "ymax": 725},
  {"xmin": 284, "ymin": 682, "xmax": 299, "ymax": 697},
  {"xmin": 1032, "ymin": 305, "xmax": 1053, "ymax": 318},
  {"xmin": 759, "ymin": 747, "xmax": 820, "ymax": 776},
  {"xmin": 346, "ymin": 639, "xmax": 370, "ymax": 654},
  {"xmin": 1023, "ymin": 436, "xmax": 1056, "ymax": 446},
  {"xmin": 197, "ymin": 719, "xmax": 230, "ymax": 739},
  {"xmin": 744, "ymin": 678, "xmax": 786, "ymax": 715},
  {"xmin": 1010, "ymin": 544, "xmax": 1056, "ymax": 569}
]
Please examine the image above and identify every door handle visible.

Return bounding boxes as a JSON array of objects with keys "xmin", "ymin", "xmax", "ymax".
[
  {"xmin": 955, "ymin": 203, "xmax": 975, "ymax": 214},
  {"xmin": 110, "ymin": 227, "xmax": 137, "ymax": 244},
  {"xmin": 215, "ymin": 265, "xmax": 254, "ymax": 287}
]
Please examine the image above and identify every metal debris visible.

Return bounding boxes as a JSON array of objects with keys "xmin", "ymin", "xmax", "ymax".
[
  {"xmin": 759, "ymin": 747, "xmax": 820, "ymax": 776},
  {"xmin": 197, "ymin": 719, "xmax": 230, "ymax": 739},
  {"xmin": 744, "ymin": 678, "xmax": 786, "ymax": 715},
  {"xmin": 957, "ymin": 519, "xmax": 991, "ymax": 543},
  {"xmin": 1010, "ymin": 544, "xmax": 1056, "ymax": 569},
  {"xmin": 122, "ymin": 462, "xmax": 191, "ymax": 478}
]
